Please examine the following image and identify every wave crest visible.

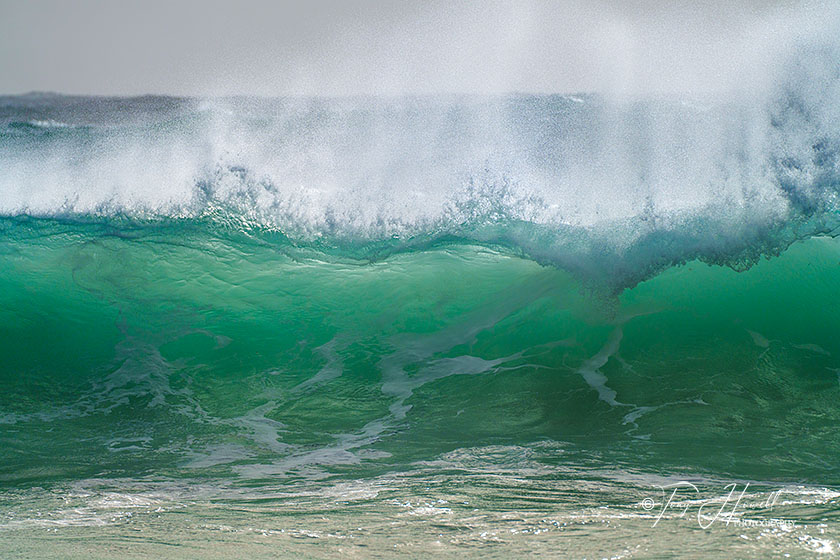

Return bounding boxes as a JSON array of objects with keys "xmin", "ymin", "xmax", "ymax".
[{"xmin": 2, "ymin": 44, "xmax": 840, "ymax": 289}]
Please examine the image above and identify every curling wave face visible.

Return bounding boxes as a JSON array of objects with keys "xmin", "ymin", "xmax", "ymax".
[{"xmin": 1, "ymin": 215, "xmax": 840, "ymax": 484}]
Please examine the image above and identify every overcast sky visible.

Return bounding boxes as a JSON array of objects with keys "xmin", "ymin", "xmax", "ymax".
[{"xmin": 0, "ymin": 0, "xmax": 835, "ymax": 96}]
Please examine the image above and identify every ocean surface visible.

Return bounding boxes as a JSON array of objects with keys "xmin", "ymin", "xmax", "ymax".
[{"xmin": 2, "ymin": 75, "xmax": 840, "ymax": 557}]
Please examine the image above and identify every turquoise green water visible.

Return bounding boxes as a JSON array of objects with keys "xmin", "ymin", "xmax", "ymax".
[{"xmin": 2, "ymin": 215, "xmax": 840, "ymax": 557}]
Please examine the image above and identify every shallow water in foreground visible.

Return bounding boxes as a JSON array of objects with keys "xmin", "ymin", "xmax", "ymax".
[{"xmin": 2, "ymin": 217, "xmax": 840, "ymax": 557}]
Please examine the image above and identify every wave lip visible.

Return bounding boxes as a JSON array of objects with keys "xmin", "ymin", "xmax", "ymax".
[{"xmin": 1, "ymin": 43, "xmax": 840, "ymax": 289}]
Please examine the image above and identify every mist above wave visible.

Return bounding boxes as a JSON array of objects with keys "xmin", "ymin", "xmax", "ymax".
[{"xmin": 1, "ymin": 41, "xmax": 839, "ymax": 288}]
